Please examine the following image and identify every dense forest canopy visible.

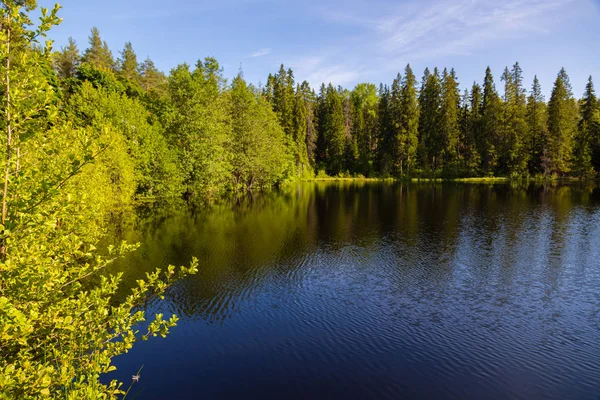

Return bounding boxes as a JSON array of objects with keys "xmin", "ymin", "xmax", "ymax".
[
  {"xmin": 0, "ymin": 1, "xmax": 599, "ymax": 398},
  {"xmin": 51, "ymin": 26, "xmax": 600, "ymax": 201}
]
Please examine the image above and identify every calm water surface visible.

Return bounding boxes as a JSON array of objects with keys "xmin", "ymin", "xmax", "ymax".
[{"xmin": 107, "ymin": 182, "xmax": 600, "ymax": 399}]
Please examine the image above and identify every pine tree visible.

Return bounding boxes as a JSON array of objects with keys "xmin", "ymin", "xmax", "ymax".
[
  {"xmin": 439, "ymin": 67, "xmax": 460, "ymax": 172},
  {"xmin": 292, "ymin": 84, "xmax": 310, "ymax": 175},
  {"xmin": 459, "ymin": 87, "xmax": 480, "ymax": 176},
  {"xmin": 118, "ymin": 41, "xmax": 140, "ymax": 83},
  {"xmin": 481, "ymin": 67, "xmax": 502, "ymax": 175},
  {"xmin": 418, "ymin": 67, "xmax": 442, "ymax": 172},
  {"xmin": 398, "ymin": 64, "xmax": 419, "ymax": 175},
  {"xmin": 547, "ymin": 68, "xmax": 578, "ymax": 176},
  {"xmin": 299, "ymin": 81, "xmax": 318, "ymax": 169},
  {"xmin": 575, "ymin": 76, "xmax": 599, "ymax": 176},
  {"xmin": 388, "ymin": 72, "xmax": 402, "ymax": 174},
  {"xmin": 82, "ymin": 27, "xmax": 114, "ymax": 70},
  {"xmin": 139, "ymin": 57, "xmax": 166, "ymax": 92},
  {"xmin": 54, "ymin": 37, "xmax": 80, "ymax": 80},
  {"xmin": 323, "ymin": 84, "xmax": 346, "ymax": 175},
  {"xmin": 500, "ymin": 62, "xmax": 528, "ymax": 176},
  {"xmin": 315, "ymin": 83, "xmax": 328, "ymax": 170},
  {"xmin": 526, "ymin": 76, "xmax": 547, "ymax": 174},
  {"xmin": 377, "ymin": 84, "xmax": 393, "ymax": 175}
]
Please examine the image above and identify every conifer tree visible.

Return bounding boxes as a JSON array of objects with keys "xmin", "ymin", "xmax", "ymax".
[
  {"xmin": 315, "ymin": 83, "xmax": 328, "ymax": 170},
  {"xmin": 481, "ymin": 67, "xmax": 502, "ymax": 175},
  {"xmin": 439, "ymin": 68, "xmax": 460, "ymax": 172},
  {"xmin": 501, "ymin": 62, "xmax": 528, "ymax": 176},
  {"xmin": 82, "ymin": 27, "xmax": 114, "ymax": 70},
  {"xmin": 525, "ymin": 76, "xmax": 546, "ymax": 174},
  {"xmin": 418, "ymin": 67, "xmax": 442, "ymax": 172},
  {"xmin": 388, "ymin": 72, "xmax": 402, "ymax": 174},
  {"xmin": 54, "ymin": 36, "xmax": 80, "ymax": 80},
  {"xmin": 118, "ymin": 41, "xmax": 140, "ymax": 83},
  {"xmin": 292, "ymin": 84, "xmax": 311, "ymax": 175},
  {"xmin": 547, "ymin": 68, "xmax": 578, "ymax": 175},
  {"xmin": 299, "ymin": 81, "xmax": 318, "ymax": 168},
  {"xmin": 465, "ymin": 83, "xmax": 483, "ymax": 175},
  {"xmin": 139, "ymin": 56, "xmax": 166, "ymax": 92},
  {"xmin": 574, "ymin": 76, "xmax": 599, "ymax": 176},
  {"xmin": 398, "ymin": 64, "xmax": 419, "ymax": 175},
  {"xmin": 377, "ymin": 84, "xmax": 393, "ymax": 174}
]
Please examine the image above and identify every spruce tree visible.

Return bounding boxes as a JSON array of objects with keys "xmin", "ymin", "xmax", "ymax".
[
  {"xmin": 439, "ymin": 67, "xmax": 460, "ymax": 172},
  {"xmin": 82, "ymin": 27, "xmax": 114, "ymax": 70},
  {"xmin": 140, "ymin": 57, "xmax": 166, "ymax": 92},
  {"xmin": 118, "ymin": 41, "xmax": 140, "ymax": 83},
  {"xmin": 547, "ymin": 68, "xmax": 578, "ymax": 175},
  {"xmin": 574, "ymin": 76, "xmax": 599, "ymax": 176},
  {"xmin": 377, "ymin": 84, "xmax": 393, "ymax": 175},
  {"xmin": 418, "ymin": 68, "xmax": 442, "ymax": 172},
  {"xmin": 481, "ymin": 67, "xmax": 502, "ymax": 175},
  {"xmin": 324, "ymin": 84, "xmax": 346, "ymax": 175},
  {"xmin": 54, "ymin": 37, "xmax": 80, "ymax": 80},
  {"xmin": 398, "ymin": 64, "xmax": 419, "ymax": 175},
  {"xmin": 292, "ymin": 84, "xmax": 310, "ymax": 175},
  {"xmin": 526, "ymin": 76, "xmax": 547, "ymax": 174},
  {"xmin": 501, "ymin": 62, "xmax": 528, "ymax": 176},
  {"xmin": 299, "ymin": 81, "xmax": 318, "ymax": 169}
]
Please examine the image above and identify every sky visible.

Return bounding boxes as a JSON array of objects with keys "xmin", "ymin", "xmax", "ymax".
[{"xmin": 40, "ymin": 0, "xmax": 600, "ymax": 98}]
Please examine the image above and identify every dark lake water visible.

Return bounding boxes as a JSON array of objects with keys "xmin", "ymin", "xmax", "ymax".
[{"xmin": 107, "ymin": 182, "xmax": 600, "ymax": 399}]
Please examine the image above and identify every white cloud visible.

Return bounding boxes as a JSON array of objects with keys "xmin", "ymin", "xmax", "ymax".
[
  {"xmin": 250, "ymin": 48, "xmax": 272, "ymax": 58},
  {"xmin": 288, "ymin": 55, "xmax": 361, "ymax": 87},
  {"xmin": 297, "ymin": 0, "xmax": 575, "ymax": 86}
]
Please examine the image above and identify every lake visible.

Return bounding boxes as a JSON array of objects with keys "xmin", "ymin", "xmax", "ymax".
[{"xmin": 106, "ymin": 182, "xmax": 600, "ymax": 399}]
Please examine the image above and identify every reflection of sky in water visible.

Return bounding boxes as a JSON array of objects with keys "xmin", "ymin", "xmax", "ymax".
[{"xmin": 106, "ymin": 182, "xmax": 600, "ymax": 400}]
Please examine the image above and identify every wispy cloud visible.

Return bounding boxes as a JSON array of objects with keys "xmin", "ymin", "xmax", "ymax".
[
  {"xmin": 288, "ymin": 55, "xmax": 362, "ymax": 87},
  {"xmin": 298, "ymin": 0, "xmax": 575, "ymax": 86},
  {"xmin": 250, "ymin": 48, "xmax": 272, "ymax": 58},
  {"xmin": 371, "ymin": 0, "xmax": 572, "ymax": 58}
]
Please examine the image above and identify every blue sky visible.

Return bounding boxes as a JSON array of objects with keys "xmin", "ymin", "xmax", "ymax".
[{"xmin": 40, "ymin": 0, "xmax": 600, "ymax": 98}]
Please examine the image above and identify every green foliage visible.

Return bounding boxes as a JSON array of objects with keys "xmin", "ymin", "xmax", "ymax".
[
  {"xmin": 81, "ymin": 27, "xmax": 114, "ymax": 70},
  {"xmin": 68, "ymin": 81, "xmax": 182, "ymax": 198},
  {"xmin": 161, "ymin": 60, "xmax": 232, "ymax": 199},
  {"xmin": 229, "ymin": 75, "xmax": 293, "ymax": 190},
  {"xmin": 0, "ymin": 3, "xmax": 196, "ymax": 399},
  {"xmin": 547, "ymin": 68, "xmax": 578, "ymax": 176}
]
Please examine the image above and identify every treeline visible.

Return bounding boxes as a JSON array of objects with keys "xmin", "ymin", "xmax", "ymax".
[
  {"xmin": 264, "ymin": 64, "xmax": 600, "ymax": 179},
  {"xmin": 52, "ymin": 29, "xmax": 600, "ymax": 208}
]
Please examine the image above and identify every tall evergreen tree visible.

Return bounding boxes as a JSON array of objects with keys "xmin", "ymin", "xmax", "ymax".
[
  {"xmin": 439, "ymin": 68, "xmax": 460, "ymax": 172},
  {"xmin": 398, "ymin": 64, "xmax": 419, "ymax": 175},
  {"xmin": 118, "ymin": 41, "xmax": 140, "ymax": 83},
  {"xmin": 299, "ymin": 81, "xmax": 318, "ymax": 168},
  {"xmin": 54, "ymin": 37, "xmax": 80, "ymax": 80},
  {"xmin": 292, "ymin": 84, "xmax": 311, "ymax": 175},
  {"xmin": 501, "ymin": 62, "xmax": 528, "ymax": 175},
  {"xmin": 418, "ymin": 68, "xmax": 442, "ymax": 172},
  {"xmin": 139, "ymin": 57, "xmax": 166, "ymax": 92},
  {"xmin": 526, "ymin": 76, "xmax": 547, "ymax": 174},
  {"xmin": 574, "ymin": 76, "xmax": 599, "ymax": 177},
  {"xmin": 481, "ymin": 67, "xmax": 502, "ymax": 175},
  {"xmin": 547, "ymin": 68, "xmax": 578, "ymax": 175},
  {"xmin": 377, "ymin": 84, "xmax": 393, "ymax": 174},
  {"xmin": 82, "ymin": 27, "xmax": 114, "ymax": 70}
]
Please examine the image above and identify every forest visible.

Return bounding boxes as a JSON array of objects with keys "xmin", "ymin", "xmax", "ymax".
[
  {"xmin": 51, "ymin": 25, "xmax": 600, "ymax": 205},
  {"xmin": 1, "ymin": 0, "xmax": 599, "ymax": 398}
]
